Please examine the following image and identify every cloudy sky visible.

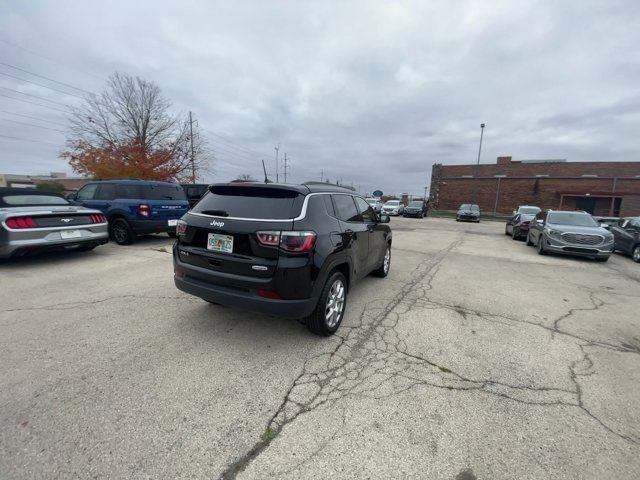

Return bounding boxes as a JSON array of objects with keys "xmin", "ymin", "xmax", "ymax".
[{"xmin": 0, "ymin": 0, "xmax": 639, "ymax": 195}]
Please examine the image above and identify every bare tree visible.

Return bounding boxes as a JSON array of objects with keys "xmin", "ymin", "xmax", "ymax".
[
  {"xmin": 233, "ymin": 174, "xmax": 257, "ymax": 182},
  {"xmin": 64, "ymin": 73, "xmax": 211, "ymax": 181}
]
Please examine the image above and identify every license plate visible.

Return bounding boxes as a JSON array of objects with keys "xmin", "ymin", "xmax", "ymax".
[
  {"xmin": 207, "ymin": 233, "xmax": 233, "ymax": 253},
  {"xmin": 168, "ymin": 219, "xmax": 178, "ymax": 226},
  {"xmin": 60, "ymin": 230, "xmax": 82, "ymax": 239}
]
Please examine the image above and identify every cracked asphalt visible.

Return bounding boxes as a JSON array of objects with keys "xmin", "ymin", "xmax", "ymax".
[{"xmin": 1, "ymin": 217, "xmax": 639, "ymax": 479}]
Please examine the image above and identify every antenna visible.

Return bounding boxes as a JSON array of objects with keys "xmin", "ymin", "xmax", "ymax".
[{"xmin": 261, "ymin": 159, "xmax": 270, "ymax": 183}]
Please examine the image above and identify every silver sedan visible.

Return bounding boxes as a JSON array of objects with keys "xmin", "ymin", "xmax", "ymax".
[{"xmin": 0, "ymin": 188, "xmax": 109, "ymax": 258}]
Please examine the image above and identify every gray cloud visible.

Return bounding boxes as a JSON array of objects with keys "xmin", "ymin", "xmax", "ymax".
[{"xmin": 0, "ymin": 0, "xmax": 639, "ymax": 195}]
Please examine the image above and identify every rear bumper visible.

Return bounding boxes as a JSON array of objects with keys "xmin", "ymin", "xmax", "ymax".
[
  {"xmin": 130, "ymin": 219, "xmax": 178, "ymax": 235},
  {"xmin": 0, "ymin": 226, "xmax": 108, "ymax": 258},
  {"xmin": 173, "ymin": 256, "xmax": 318, "ymax": 319}
]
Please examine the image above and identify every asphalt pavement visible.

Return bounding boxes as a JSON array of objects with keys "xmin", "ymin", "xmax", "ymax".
[{"xmin": 1, "ymin": 217, "xmax": 639, "ymax": 479}]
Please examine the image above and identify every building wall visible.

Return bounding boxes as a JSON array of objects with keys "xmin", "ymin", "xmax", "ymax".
[{"xmin": 430, "ymin": 158, "xmax": 640, "ymax": 216}]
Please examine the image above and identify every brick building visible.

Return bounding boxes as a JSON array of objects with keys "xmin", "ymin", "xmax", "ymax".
[{"xmin": 430, "ymin": 157, "xmax": 640, "ymax": 217}]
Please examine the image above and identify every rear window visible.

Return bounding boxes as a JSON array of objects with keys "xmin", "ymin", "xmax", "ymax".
[
  {"xmin": 1, "ymin": 194, "xmax": 69, "ymax": 206},
  {"xmin": 192, "ymin": 186, "xmax": 304, "ymax": 219},
  {"xmin": 141, "ymin": 185, "xmax": 186, "ymax": 200}
]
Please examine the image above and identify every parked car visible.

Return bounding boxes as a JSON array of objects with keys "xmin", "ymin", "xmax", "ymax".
[
  {"xmin": 365, "ymin": 197, "xmax": 382, "ymax": 213},
  {"xmin": 505, "ymin": 213, "xmax": 536, "ymax": 239},
  {"xmin": 526, "ymin": 210, "xmax": 614, "ymax": 261},
  {"xmin": 611, "ymin": 217, "xmax": 640, "ymax": 263},
  {"xmin": 513, "ymin": 205, "xmax": 541, "ymax": 216},
  {"xmin": 0, "ymin": 188, "xmax": 108, "ymax": 258},
  {"xmin": 403, "ymin": 200, "xmax": 427, "ymax": 218},
  {"xmin": 173, "ymin": 183, "xmax": 392, "ymax": 336},
  {"xmin": 72, "ymin": 180, "xmax": 190, "ymax": 245},
  {"xmin": 382, "ymin": 200, "xmax": 404, "ymax": 216},
  {"xmin": 181, "ymin": 183, "xmax": 209, "ymax": 209},
  {"xmin": 456, "ymin": 204, "xmax": 480, "ymax": 222}
]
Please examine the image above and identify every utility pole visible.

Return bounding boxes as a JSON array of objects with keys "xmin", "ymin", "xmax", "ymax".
[
  {"xmin": 189, "ymin": 111, "xmax": 196, "ymax": 183},
  {"xmin": 473, "ymin": 123, "xmax": 485, "ymax": 204},
  {"xmin": 274, "ymin": 145, "xmax": 279, "ymax": 183},
  {"xmin": 320, "ymin": 169, "xmax": 324, "ymax": 182},
  {"xmin": 283, "ymin": 152, "xmax": 289, "ymax": 183}
]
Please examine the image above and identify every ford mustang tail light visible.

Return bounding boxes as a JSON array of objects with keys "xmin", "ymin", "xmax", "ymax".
[
  {"xmin": 256, "ymin": 231, "xmax": 317, "ymax": 253},
  {"xmin": 90, "ymin": 214, "xmax": 106, "ymax": 223},
  {"xmin": 5, "ymin": 216, "xmax": 36, "ymax": 229}
]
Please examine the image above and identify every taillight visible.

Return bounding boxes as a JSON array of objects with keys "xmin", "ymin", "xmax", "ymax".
[
  {"xmin": 91, "ymin": 214, "xmax": 106, "ymax": 223},
  {"xmin": 256, "ymin": 231, "xmax": 317, "ymax": 253},
  {"xmin": 176, "ymin": 219, "xmax": 188, "ymax": 236},
  {"xmin": 5, "ymin": 216, "xmax": 36, "ymax": 229},
  {"xmin": 137, "ymin": 204, "xmax": 151, "ymax": 218},
  {"xmin": 520, "ymin": 222, "xmax": 530, "ymax": 227}
]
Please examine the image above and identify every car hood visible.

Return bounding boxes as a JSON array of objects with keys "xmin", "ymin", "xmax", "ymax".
[
  {"xmin": 0, "ymin": 205, "xmax": 102, "ymax": 217},
  {"xmin": 547, "ymin": 224, "xmax": 610, "ymax": 235}
]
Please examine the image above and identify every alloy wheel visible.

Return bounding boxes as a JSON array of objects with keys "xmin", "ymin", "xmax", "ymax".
[
  {"xmin": 325, "ymin": 279, "xmax": 345, "ymax": 328},
  {"xmin": 634, "ymin": 246, "xmax": 640, "ymax": 263},
  {"xmin": 383, "ymin": 247, "xmax": 391, "ymax": 274}
]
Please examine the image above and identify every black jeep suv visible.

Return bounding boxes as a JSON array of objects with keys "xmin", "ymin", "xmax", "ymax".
[{"xmin": 173, "ymin": 183, "xmax": 392, "ymax": 336}]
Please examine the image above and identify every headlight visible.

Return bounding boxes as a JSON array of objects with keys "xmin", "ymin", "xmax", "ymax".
[
  {"xmin": 545, "ymin": 228, "xmax": 560, "ymax": 237},
  {"xmin": 604, "ymin": 234, "xmax": 614, "ymax": 241}
]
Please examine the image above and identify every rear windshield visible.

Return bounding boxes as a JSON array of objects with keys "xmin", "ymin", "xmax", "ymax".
[
  {"xmin": 409, "ymin": 201, "xmax": 423, "ymax": 207},
  {"xmin": 192, "ymin": 186, "xmax": 304, "ymax": 219},
  {"xmin": 184, "ymin": 185, "xmax": 208, "ymax": 198},
  {"xmin": 1, "ymin": 194, "xmax": 69, "ymax": 206},
  {"xmin": 519, "ymin": 207, "xmax": 540, "ymax": 214},
  {"xmin": 548, "ymin": 212, "xmax": 598, "ymax": 227},
  {"xmin": 114, "ymin": 184, "xmax": 186, "ymax": 200}
]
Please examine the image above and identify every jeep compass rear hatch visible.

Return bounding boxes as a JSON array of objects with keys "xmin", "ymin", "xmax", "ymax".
[{"xmin": 177, "ymin": 184, "xmax": 307, "ymax": 278}]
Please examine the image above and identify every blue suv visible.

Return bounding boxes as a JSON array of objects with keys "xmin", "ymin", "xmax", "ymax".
[{"xmin": 73, "ymin": 180, "xmax": 190, "ymax": 245}]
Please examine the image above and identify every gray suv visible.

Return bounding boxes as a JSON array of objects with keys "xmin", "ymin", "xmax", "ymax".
[{"xmin": 526, "ymin": 210, "xmax": 614, "ymax": 261}]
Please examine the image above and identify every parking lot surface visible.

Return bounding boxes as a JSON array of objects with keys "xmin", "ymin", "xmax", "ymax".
[{"xmin": 1, "ymin": 217, "xmax": 639, "ymax": 479}]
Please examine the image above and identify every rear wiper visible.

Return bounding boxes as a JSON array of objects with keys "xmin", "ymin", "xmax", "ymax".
[{"xmin": 201, "ymin": 209, "xmax": 229, "ymax": 217}]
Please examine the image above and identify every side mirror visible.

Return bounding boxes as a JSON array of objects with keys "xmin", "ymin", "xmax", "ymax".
[
  {"xmin": 536, "ymin": 219, "xmax": 544, "ymax": 225},
  {"xmin": 601, "ymin": 224, "xmax": 611, "ymax": 230},
  {"xmin": 379, "ymin": 214, "xmax": 390, "ymax": 224}
]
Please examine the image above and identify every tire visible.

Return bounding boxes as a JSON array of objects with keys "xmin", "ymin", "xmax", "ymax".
[
  {"xmin": 633, "ymin": 245, "xmax": 640, "ymax": 263},
  {"xmin": 372, "ymin": 244, "xmax": 391, "ymax": 278},
  {"xmin": 110, "ymin": 218, "xmax": 135, "ymax": 245},
  {"xmin": 456, "ymin": 219, "xmax": 460, "ymax": 222},
  {"xmin": 537, "ymin": 235, "xmax": 547, "ymax": 255},
  {"xmin": 306, "ymin": 271, "xmax": 348, "ymax": 336},
  {"xmin": 526, "ymin": 233, "xmax": 534, "ymax": 246}
]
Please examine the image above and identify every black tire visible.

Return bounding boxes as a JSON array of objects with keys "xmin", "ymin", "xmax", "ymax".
[
  {"xmin": 456, "ymin": 219, "xmax": 460, "ymax": 222},
  {"xmin": 633, "ymin": 245, "xmax": 640, "ymax": 263},
  {"xmin": 372, "ymin": 244, "xmax": 391, "ymax": 278},
  {"xmin": 526, "ymin": 233, "xmax": 534, "ymax": 246},
  {"xmin": 167, "ymin": 231, "xmax": 177, "ymax": 238},
  {"xmin": 110, "ymin": 218, "xmax": 135, "ymax": 245},
  {"xmin": 537, "ymin": 236, "xmax": 547, "ymax": 255},
  {"xmin": 511, "ymin": 229, "xmax": 519, "ymax": 240},
  {"xmin": 306, "ymin": 271, "xmax": 348, "ymax": 336}
]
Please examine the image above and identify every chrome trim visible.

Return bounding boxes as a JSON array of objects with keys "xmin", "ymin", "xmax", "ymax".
[{"xmin": 187, "ymin": 192, "xmax": 363, "ymax": 223}]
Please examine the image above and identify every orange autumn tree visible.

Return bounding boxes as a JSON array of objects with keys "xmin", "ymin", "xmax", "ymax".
[{"xmin": 61, "ymin": 73, "xmax": 210, "ymax": 182}]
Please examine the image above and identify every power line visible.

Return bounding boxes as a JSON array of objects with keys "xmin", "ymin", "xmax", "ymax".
[
  {"xmin": 0, "ymin": 93, "xmax": 70, "ymax": 113},
  {"xmin": 0, "ymin": 61, "xmax": 94, "ymax": 95},
  {"xmin": 0, "ymin": 71, "xmax": 86, "ymax": 99},
  {"xmin": 0, "ymin": 109, "xmax": 67, "ymax": 127},
  {"xmin": 0, "ymin": 86, "xmax": 72, "ymax": 108},
  {"xmin": 0, "ymin": 38, "xmax": 104, "ymax": 81},
  {"xmin": 0, "ymin": 117, "xmax": 66, "ymax": 133},
  {"xmin": 200, "ymin": 127, "xmax": 271, "ymax": 158},
  {"xmin": 0, "ymin": 133, "xmax": 61, "ymax": 147}
]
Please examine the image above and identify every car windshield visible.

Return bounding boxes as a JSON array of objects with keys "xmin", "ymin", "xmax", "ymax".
[
  {"xmin": 548, "ymin": 212, "xmax": 598, "ymax": 227},
  {"xmin": 409, "ymin": 201, "xmax": 422, "ymax": 207},
  {"xmin": 385, "ymin": 201, "xmax": 399, "ymax": 206},
  {"xmin": 460, "ymin": 204, "xmax": 479, "ymax": 211},
  {"xmin": 1, "ymin": 194, "xmax": 69, "ymax": 206},
  {"xmin": 519, "ymin": 207, "xmax": 540, "ymax": 214}
]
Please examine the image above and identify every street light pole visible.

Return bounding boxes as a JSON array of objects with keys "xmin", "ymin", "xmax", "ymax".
[{"xmin": 473, "ymin": 123, "xmax": 485, "ymax": 204}]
